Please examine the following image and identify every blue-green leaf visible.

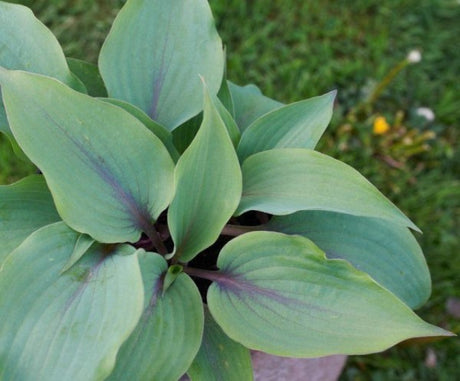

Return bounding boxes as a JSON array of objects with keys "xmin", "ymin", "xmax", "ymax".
[
  {"xmin": 60, "ymin": 233, "xmax": 96, "ymax": 274},
  {"xmin": 235, "ymin": 148, "xmax": 419, "ymax": 231},
  {"xmin": 107, "ymin": 252, "xmax": 203, "ymax": 381},
  {"xmin": 237, "ymin": 91, "xmax": 336, "ymax": 161},
  {"xmin": 217, "ymin": 56, "xmax": 235, "ymax": 117},
  {"xmin": 187, "ymin": 307, "xmax": 253, "ymax": 381},
  {"xmin": 0, "ymin": 175, "xmax": 60, "ymax": 261},
  {"xmin": 228, "ymin": 82, "xmax": 283, "ymax": 131},
  {"xmin": 207, "ymin": 232, "xmax": 452, "ymax": 357},
  {"xmin": 267, "ymin": 211, "xmax": 431, "ymax": 308},
  {"xmin": 0, "ymin": 2, "xmax": 85, "ymax": 144},
  {"xmin": 101, "ymin": 97, "xmax": 179, "ymax": 162},
  {"xmin": 99, "ymin": 0, "xmax": 224, "ymax": 130},
  {"xmin": 168, "ymin": 85, "xmax": 242, "ymax": 262},
  {"xmin": 172, "ymin": 95, "xmax": 240, "ymax": 155},
  {"xmin": 215, "ymin": 96, "xmax": 241, "ymax": 147},
  {"xmin": 67, "ymin": 58, "xmax": 107, "ymax": 97},
  {"xmin": 0, "ymin": 222, "xmax": 144, "ymax": 381},
  {"xmin": 172, "ymin": 114, "xmax": 203, "ymax": 155},
  {"xmin": 0, "ymin": 68, "xmax": 175, "ymax": 243}
]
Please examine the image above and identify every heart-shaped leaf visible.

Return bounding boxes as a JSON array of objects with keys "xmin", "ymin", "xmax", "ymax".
[
  {"xmin": 0, "ymin": 2, "xmax": 85, "ymax": 142},
  {"xmin": 237, "ymin": 91, "xmax": 336, "ymax": 161},
  {"xmin": 267, "ymin": 211, "xmax": 431, "ymax": 308},
  {"xmin": 0, "ymin": 222, "xmax": 144, "ymax": 381},
  {"xmin": 0, "ymin": 69, "xmax": 175, "ymax": 243},
  {"xmin": 228, "ymin": 82, "xmax": 283, "ymax": 131},
  {"xmin": 187, "ymin": 307, "xmax": 253, "ymax": 381},
  {"xmin": 168, "ymin": 85, "xmax": 242, "ymax": 262},
  {"xmin": 0, "ymin": 175, "xmax": 60, "ymax": 261},
  {"xmin": 207, "ymin": 232, "xmax": 452, "ymax": 357},
  {"xmin": 235, "ymin": 148, "xmax": 418, "ymax": 231},
  {"xmin": 99, "ymin": 0, "xmax": 224, "ymax": 130},
  {"xmin": 107, "ymin": 252, "xmax": 203, "ymax": 381}
]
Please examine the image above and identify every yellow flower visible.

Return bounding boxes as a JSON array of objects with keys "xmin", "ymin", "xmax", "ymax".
[{"xmin": 373, "ymin": 116, "xmax": 390, "ymax": 135}]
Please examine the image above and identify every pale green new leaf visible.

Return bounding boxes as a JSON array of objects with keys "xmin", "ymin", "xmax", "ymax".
[
  {"xmin": 107, "ymin": 252, "xmax": 203, "ymax": 381},
  {"xmin": 99, "ymin": 0, "xmax": 224, "ymax": 130},
  {"xmin": 0, "ymin": 222, "xmax": 144, "ymax": 381},
  {"xmin": 267, "ymin": 211, "xmax": 431, "ymax": 308},
  {"xmin": 0, "ymin": 69, "xmax": 175, "ymax": 243},
  {"xmin": 236, "ymin": 148, "xmax": 419, "ymax": 231},
  {"xmin": 187, "ymin": 307, "xmax": 253, "ymax": 381},
  {"xmin": 0, "ymin": 2, "xmax": 84, "ymax": 140},
  {"xmin": 207, "ymin": 232, "xmax": 452, "ymax": 357},
  {"xmin": 237, "ymin": 91, "xmax": 336, "ymax": 161},
  {"xmin": 0, "ymin": 175, "xmax": 60, "ymax": 261},
  {"xmin": 168, "ymin": 86, "xmax": 242, "ymax": 262},
  {"xmin": 162, "ymin": 264, "xmax": 184, "ymax": 294},
  {"xmin": 228, "ymin": 82, "xmax": 283, "ymax": 131}
]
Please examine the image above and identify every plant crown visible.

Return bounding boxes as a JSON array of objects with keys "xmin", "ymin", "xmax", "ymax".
[{"xmin": 0, "ymin": 1, "xmax": 452, "ymax": 380}]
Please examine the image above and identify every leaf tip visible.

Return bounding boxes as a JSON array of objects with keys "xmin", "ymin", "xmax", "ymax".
[
  {"xmin": 426, "ymin": 326, "xmax": 456, "ymax": 339},
  {"xmin": 410, "ymin": 319, "xmax": 456, "ymax": 341},
  {"xmin": 329, "ymin": 89, "xmax": 338, "ymax": 99},
  {"xmin": 408, "ymin": 220, "xmax": 422, "ymax": 234}
]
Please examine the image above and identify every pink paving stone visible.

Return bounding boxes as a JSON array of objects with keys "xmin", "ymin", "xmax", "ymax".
[
  {"xmin": 180, "ymin": 352, "xmax": 347, "ymax": 380},
  {"xmin": 251, "ymin": 351, "xmax": 347, "ymax": 381}
]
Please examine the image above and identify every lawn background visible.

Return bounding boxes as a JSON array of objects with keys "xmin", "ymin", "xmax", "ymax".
[{"xmin": 1, "ymin": 0, "xmax": 459, "ymax": 379}]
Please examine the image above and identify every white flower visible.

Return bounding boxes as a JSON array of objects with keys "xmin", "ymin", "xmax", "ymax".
[
  {"xmin": 407, "ymin": 50, "xmax": 422, "ymax": 63},
  {"xmin": 416, "ymin": 107, "xmax": 435, "ymax": 121}
]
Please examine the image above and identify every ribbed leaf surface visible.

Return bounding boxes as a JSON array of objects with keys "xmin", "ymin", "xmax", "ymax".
[
  {"xmin": 208, "ymin": 232, "xmax": 451, "ymax": 357},
  {"xmin": 0, "ymin": 223, "xmax": 144, "ymax": 381},
  {"xmin": 267, "ymin": 211, "xmax": 431, "ymax": 308},
  {"xmin": 168, "ymin": 86, "xmax": 242, "ymax": 262},
  {"xmin": 99, "ymin": 0, "xmax": 224, "ymax": 130},
  {"xmin": 236, "ymin": 148, "xmax": 418, "ymax": 231},
  {"xmin": 0, "ymin": 69, "xmax": 174, "ymax": 243},
  {"xmin": 0, "ymin": 175, "xmax": 60, "ymax": 260},
  {"xmin": 108, "ymin": 252, "xmax": 203, "ymax": 381}
]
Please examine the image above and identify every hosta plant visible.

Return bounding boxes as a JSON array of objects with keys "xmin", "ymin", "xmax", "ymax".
[{"xmin": 0, "ymin": 1, "xmax": 452, "ymax": 380}]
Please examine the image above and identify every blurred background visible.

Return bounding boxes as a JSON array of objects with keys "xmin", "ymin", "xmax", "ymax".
[{"xmin": 1, "ymin": 0, "xmax": 459, "ymax": 379}]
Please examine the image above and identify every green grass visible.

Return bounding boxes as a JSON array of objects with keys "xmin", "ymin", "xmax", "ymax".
[{"xmin": 2, "ymin": 0, "xmax": 459, "ymax": 379}]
